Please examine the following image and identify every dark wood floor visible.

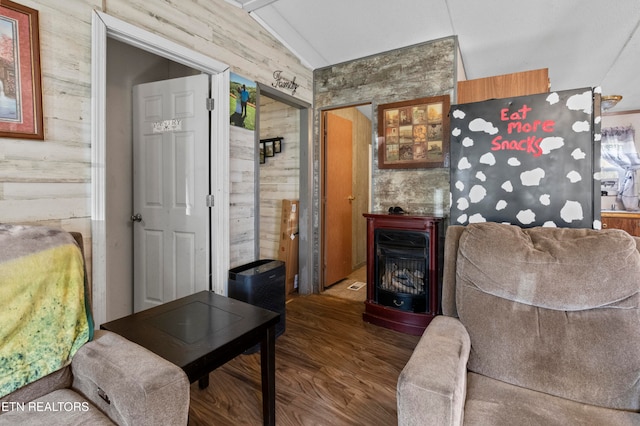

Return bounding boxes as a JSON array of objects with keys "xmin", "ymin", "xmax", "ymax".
[{"xmin": 188, "ymin": 294, "xmax": 420, "ymax": 425}]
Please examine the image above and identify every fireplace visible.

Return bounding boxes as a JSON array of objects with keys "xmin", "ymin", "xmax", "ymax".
[
  {"xmin": 375, "ymin": 229, "xmax": 429, "ymax": 313},
  {"xmin": 363, "ymin": 213, "xmax": 443, "ymax": 335}
]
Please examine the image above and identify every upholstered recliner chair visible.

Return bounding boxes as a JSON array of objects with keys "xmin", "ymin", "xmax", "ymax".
[
  {"xmin": 398, "ymin": 222, "xmax": 640, "ymax": 425},
  {"xmin": 0, "ymin": 225, "xmax": 190, "ymax": 425}
]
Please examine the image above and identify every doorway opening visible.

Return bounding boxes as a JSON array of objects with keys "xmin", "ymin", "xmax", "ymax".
[
  {"xmin": 107, "ymin": 41, "xmax": 207, "ymax": 318},
  {"xmin": 255, "ymin": 83, "xmax": 311, "ymax": 296},
  {"xmin": 321, "ymin": 104, "xmax": 372, "ymax": 292},
  {"xmin": 91, "ymin": 11, "xmax": 230, "ymax": 326}
]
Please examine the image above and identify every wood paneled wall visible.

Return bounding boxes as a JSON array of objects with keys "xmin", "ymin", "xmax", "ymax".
[
  {"xmin": 0, "ymin": 1, "xmax": 312, "ymax": 287},
  {"xmin": 312, "ymin": 37, "xmax": 457, "ymax": 292},
  {"xmin": 259, "ymin": 97, "xmax": 300, "ymax": 259},
  {"xmin": 457, "ymin": 68, "xmax": 549, "ymax": 104},
  {"xmin": 229, "ymin": 126, "xmax": 258, "ymax": 266},
  {"xmin": 314, "ymin": 37, "xmax": 456, "ymax": 216}
]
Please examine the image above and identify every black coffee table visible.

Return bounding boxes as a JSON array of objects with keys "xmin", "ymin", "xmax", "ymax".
[{"xmin": 100, "ymin": 291, "xmax": 280, "ymax": 425}]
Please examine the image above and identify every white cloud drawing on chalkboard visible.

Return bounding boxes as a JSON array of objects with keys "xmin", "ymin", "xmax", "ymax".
[
  {"xmin": 540, "ymin": 194, "xmax": 551, "ymax": 206},
  {"xmin": 560, "ymin": 200, "xmax": 584, "ymax": 222},
  {"xmin": 476, "ymin": 171, "xmax": 486, "ymax": 182},
  {"xmin": 469, "ymin": 118, "xmax": 498, "ymax": 135},
  {"xmin": 458, "ymin": 157, "xmax": 472, "ymax": 170},
  {"xmin": 457, "ymin": 197, "xmax": 469, "ymax": 211},
  {"xmin": 452, "ymin": 109, "xmax": 466, "ymax": 119},
  {"xmin": 496, "ymin": 200, "xmax": 507, "ymax": 210},
  {"xmin": 546, "ymin": 93, "xmax": 560, "ymax": 105},
  {"xmin": 566, "ymin": 91, "xmax": 592, "ymax": 114},
  {"xmin": 479, "ymin": 152, "xmax": 496, "ymax": 165},
  {"xmin": 539, "ymin": 137, "xmax": 564, "ymax": 154},
  {"xmin": 543, "ymin": 221, "xmax": 558, "ymax": 227},
  {"xmin": 571, "ymin": 148, "xmax": 586, "ymax": 160},
  {"xmin": 455, "ymin": 181, "xmax": 465, "ymax": 191},
  {"xmin": 452, "ymin": 127, "xmax": 461, "ymax": 136},
  {"xmin": 508, "ymin": 157, "xmax": 521, "ymax": 166},
  {"xmin": 572, "ymin": 121, "xmax": 590, "ymax": 132},
  {"xmin": 468, "ymin": 213, "xmax": 487, "ymax": 223},
  {"xmin": 516, "ymin": 209, "xmax": 536, "ymax": 225},
  {"xmin": 567, "ymin": 171, "xmax": 582, "ymax": 183},
  {"xmin": 469, "ymin": 185, "xmax": 487, "ymax": 203},
  {"xmin": 462, "ymin": 137, "xmax": 474, "ymax": 147},
  {"xmin": 456, "ymin": 213, "xmax": 468, "ymax": 224},
  {"xmin": 501, "ymin": 181, "xmax": 513, "ymax": 192},
  {"xmin": 521, "ymin": 168, "xmax": 545, "ymax": 186}
]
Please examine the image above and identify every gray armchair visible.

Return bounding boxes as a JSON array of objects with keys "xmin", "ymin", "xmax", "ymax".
[
  {"xmin": 398, "ymin": 223, "xmax": 640, "ymax": 425},
  {"xmin": 0, "ymin": 225, "xmax": 189, "ymax": 425}
]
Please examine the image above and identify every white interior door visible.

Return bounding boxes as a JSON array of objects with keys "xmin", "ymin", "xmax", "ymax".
[{"xmin": 132, "ymin": 74, "xmax": 210, "ymax": 312}]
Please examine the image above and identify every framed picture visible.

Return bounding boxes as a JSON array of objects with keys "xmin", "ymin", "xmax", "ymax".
[
  {"xmin": 264, "ymin": 140, "xmax": 274, "ymax": 157},
  {"xmin": 0, "ymin": 1, "xmax": 43, "ymax": 140},
  {"xmin": 259, "ymin": 142, "xmax": 265, "ymax": 164},
  {"xmin": 377, "ymin": 95, "xmax": 450, "ymax": 169},
  {"xmin": 274, "ymin": 138, "xmax": 281, "ymax": 153}
]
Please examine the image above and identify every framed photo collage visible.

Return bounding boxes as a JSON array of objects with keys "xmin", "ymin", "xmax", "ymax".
[{"xmin": 377, "ymin": 95, "xmax": 450, "ymax": 169}]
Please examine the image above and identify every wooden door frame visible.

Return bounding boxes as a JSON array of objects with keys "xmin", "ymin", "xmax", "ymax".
[
  {"xmin": 254, "ymin": 82, "xmax": 313, "ymax": 295},
  {"xmin": 320, "ymin": 103, "xmax": 371, "ymax": 291},
  {"xmin": 91, "ymin": 11, "xmax": 230, "ymax": 326}
]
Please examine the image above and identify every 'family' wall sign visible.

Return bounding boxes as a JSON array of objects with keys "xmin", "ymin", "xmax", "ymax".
[{"xmin": 272, "ymin": 70, "xmax": 299, "ymax": 96}]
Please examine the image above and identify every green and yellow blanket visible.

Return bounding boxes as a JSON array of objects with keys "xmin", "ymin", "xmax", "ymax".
[{"xmin": 0, "ymin": 224, "xmax": 93, "ymax": 398}]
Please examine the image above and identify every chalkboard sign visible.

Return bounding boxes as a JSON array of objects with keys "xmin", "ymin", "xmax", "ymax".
[{"xmin": 449, "ymin": 87, "xmax": 601, "ymax": 228}]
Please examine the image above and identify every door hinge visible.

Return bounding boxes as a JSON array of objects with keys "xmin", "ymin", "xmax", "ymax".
[
  {"xmin": 206, "ymin": 194, "xmax": 214, "ymax": 207},
  {"xmin": 206, "ymin": 98, "xmax": 214, "ymax": 111}
]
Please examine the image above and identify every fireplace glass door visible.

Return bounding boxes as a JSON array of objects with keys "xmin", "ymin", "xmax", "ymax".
[{"xmin": 374, "ymin": 229, "xmax": 429, "ymax": 312}]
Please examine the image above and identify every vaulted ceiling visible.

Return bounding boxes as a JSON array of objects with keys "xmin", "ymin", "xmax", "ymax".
[{"xmin": 226, "ymin": 0, "xmax": 640, "ymax": 113}]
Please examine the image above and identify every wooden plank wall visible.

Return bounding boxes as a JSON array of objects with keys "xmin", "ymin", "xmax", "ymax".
[
  {"xmin": 229, "ymin": 126, "xmax": 257, "ymax": 266},
  {"xmin": 457, "ymin": 68, "xmax": 549, "ymax": 104},
  {"xmin": 314, "ymin": 38, "xmax": 456, "ymax": 216},
  {"xmin": 258, "ymin": 96, "xmax": 300, "ymax": 259},
  {"xmin": 312, "ymin": 37, "xmax": 457, "ymax": 292},
  {"xmin": 0, "ymin": 0, "xmax": 312, "ymax": 279}
]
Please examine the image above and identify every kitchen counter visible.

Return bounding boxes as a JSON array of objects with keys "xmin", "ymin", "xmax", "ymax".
[
  {"xmin": 601, "ymin": 211, "xmax": 640, "ymax": 236},
  {"xmin": 601, "ymin": 211, "xmax": 640, "ymax": 215}
]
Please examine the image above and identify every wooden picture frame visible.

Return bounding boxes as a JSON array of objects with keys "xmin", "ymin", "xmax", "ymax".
[
  {"xmin": 0, "ymin": 1, "xmax": 43, "ymax": 140},
  {"xmin": 377, "ymin": 95, "xmax": 450, "ymax": 169},
  {"xmin": 264, "ymin": 140, "xmax": 274, "ymax": 157}
]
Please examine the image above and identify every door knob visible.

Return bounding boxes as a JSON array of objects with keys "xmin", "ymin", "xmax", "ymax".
[
  {"xmin": 131, "ymin": 213, "xmax": 142, "ymax": 222},
  {"xmin": 348, "ymin": 195, "xmax": 356, "ymax": 201}
]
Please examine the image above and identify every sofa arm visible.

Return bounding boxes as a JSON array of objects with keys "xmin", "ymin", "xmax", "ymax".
[
  {"xmin": 70, "ymin": 330, "xmax": 189, "ymax": 425},
  {"xmin": 397, "ymin": 316, "xmax": 471, "ymax": 426}
]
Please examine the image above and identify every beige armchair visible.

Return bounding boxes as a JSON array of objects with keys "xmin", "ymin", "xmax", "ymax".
[
  {"xmin": 0, "ymin": 225, "xmax": 190, "ymax": 425},
  {"xmin": 398, "ymin": 222, "xmax": 640, "ymax": 425}
]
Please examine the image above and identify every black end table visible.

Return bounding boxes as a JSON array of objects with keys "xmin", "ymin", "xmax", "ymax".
[{"xmin": 101, "ymin": 291, "xmax": 280, "ymax": 425}]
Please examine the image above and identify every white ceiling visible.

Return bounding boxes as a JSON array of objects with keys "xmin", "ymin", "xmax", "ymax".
[{"xmin": 226, "ymin": 0, "xmax": 640, "ymax": 113}]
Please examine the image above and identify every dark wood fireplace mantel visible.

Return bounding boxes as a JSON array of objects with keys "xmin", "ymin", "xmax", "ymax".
[{"xmin": 362, "ymin": 213, "xmax": 443, "ymax": 335}]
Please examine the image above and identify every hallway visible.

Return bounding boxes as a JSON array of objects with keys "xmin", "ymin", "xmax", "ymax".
[{"xmin": 321, "ymin": 265, "xmax": 367, "ymax": 302}]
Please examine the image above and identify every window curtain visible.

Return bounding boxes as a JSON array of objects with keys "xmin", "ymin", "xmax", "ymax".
[{"xmin": 601, "ymin": 126, "xmax": 640, "ymax": 210}]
